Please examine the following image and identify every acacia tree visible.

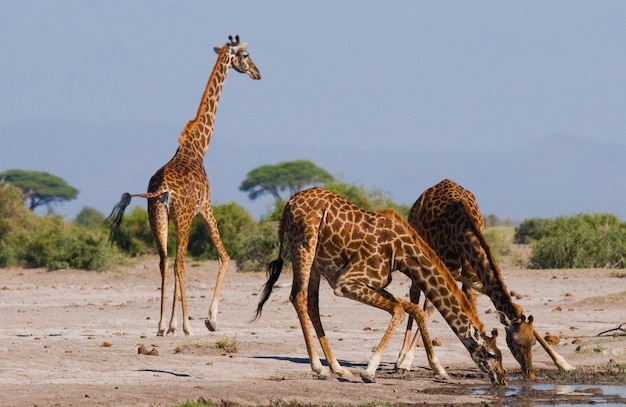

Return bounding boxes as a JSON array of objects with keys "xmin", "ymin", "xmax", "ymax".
[
  {"xmin": 239, "ymin": 160, "xmax": 334, "ymax": 201},
  {"xmin": 0, "ymin": 169, "xmax": 78, "ymax": 212}
]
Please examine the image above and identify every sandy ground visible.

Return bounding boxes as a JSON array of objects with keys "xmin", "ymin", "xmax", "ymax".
[{"xmin": 1, "ymin": 256, "xmax": 625, "ymax": 406}]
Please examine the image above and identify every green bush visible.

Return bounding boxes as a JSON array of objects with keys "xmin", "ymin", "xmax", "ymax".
[
  {"xmin": 74, "ymin": 206, "xmax": 107, "ymax": 228},
  {"xmin": 0, "ymin": 184, "xmax": 38, "ymax": 267},
  {"xmin": 529, "ymin": 213, "xmax": 626, "ymax": 269},
  {"xmin": 112, "ymin": 206, "xmax": 158, "ymax": 256},
  {"xmin": 514, "ymin": 217, "xmax": 554, "ymax": 244},
  {"xmin": 23, "ymin": 216, "xmax": 119, "ymax": 270},
  {"xmin": 484, "ymin": 214, "xmax": 513, "ymax": 228},
  {"xmin": 188, "ymin": 202, "xmax": 257, "ymax": 261},
  {"xmin": 262, "ymin": 198, "xmax": 288, "ymax": 222},
  {"xmin": 324, "ymin": 181, "xmax": 409, "ymax": 218},
  {"xmin": 484, "ymin": 227, "xmax": 513, "ymax": 263},
  {"xmin": 236, "ymin": 221, "xmax": 280, "ymax": 271},
  {"xmin": 110, "ymin": 202, "xmax": 262, "ymax": 262},
  {"xmin": 0, "ymin": 186, "xmax": 121, "ymax": 270}
]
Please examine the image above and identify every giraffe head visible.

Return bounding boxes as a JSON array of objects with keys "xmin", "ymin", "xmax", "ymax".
[
  {"xmin": 467, "ymin": 327, "xmax": 507, "ymax": 385},
  {"xmin": 503, "ymin": 313, "xmax": 537, "ymax": 379},
  {"xmin": 213, "ymin": 35, "xmax": 261, "ymax": 80}
]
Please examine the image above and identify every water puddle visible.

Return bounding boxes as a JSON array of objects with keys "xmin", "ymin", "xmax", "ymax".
[
  {"xmin": 530, "ymin": 383, "xmax": 626, "ymax": 398},
  {"xmin": 472, "ymin": 383, "xmax": 626, "ymax": 406}
]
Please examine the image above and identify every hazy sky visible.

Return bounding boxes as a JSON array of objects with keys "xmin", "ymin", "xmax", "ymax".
[{"xmin": 2, "ymin": 1, "xmax": 626, "ymax": 154}]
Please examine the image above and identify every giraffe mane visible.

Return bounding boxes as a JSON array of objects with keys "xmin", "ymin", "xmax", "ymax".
[{"xmin": 375, "ymin": 208, "xmax": 404, "ymax": 223}]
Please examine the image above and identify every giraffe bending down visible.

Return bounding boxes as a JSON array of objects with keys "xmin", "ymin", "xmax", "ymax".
[
  {"xmin": 107, "ymin": 35, "xmax": 260, "ymax": 336},
  {"xmin": 395, "ymin": 179, "xmax": 574, "ymax": 379},
  {"xmin": 255, "ymin": 187, "xmax": 506, "ymax": 385}
]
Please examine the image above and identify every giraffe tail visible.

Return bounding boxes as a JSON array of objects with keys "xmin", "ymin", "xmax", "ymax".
[
  {"xmin": 253, "ymin": 257, "xmax": 284, "ymax": 321},
  {"xmin": 253, "ymin": 211, "xmax": 287, "ymax": 321},
  {"xmin": 105, "ymin": 192, "xmax": 133, "ymax": 243}
]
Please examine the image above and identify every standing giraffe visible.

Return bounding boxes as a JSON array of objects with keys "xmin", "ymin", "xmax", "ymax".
[
  {"xmin": 107, "ymin": 35, "xmax": 260, "ymax": 336},
  {"xmin": 255, "ymin": 187, "xmax": 506, "ymax": 385},
  {"xmin": 395, "ymin": 179, "xmax": 574, "ymax": 378}
]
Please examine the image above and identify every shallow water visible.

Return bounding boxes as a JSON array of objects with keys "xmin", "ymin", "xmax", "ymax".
[
  {"xmin": 473, "ymin": 383, "xmax": 626, "ymax": 406},
  {"xmin": 530, "ymin": 383, "xmax": 626, "ymax": 398},
  {"xmin": 531, "ymin": 384, "xmax": 626, "ymax": 407}
]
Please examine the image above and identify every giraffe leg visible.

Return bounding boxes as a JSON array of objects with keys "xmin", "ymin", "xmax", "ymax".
[
  {"xmin": 396, "ymin": 282, "xmax": 440, "ymax": 373},
  {"xmin": 334, "ymin": 278, "xmax": 446, "ymax": 383},
  {"xmin": 534, "ymin": 328, "xmax": 575, "ymax": 372},
  {"xmin": 396, "ymin": 280, "xmax": 422, "ymax": 372},
  {"xmin": 198, "ymin": 204, "xmax": 230, "ymax": 332},
  {"xmin": 407, "ymin": 298, "xmax": 449, "ymax": 381},
  {"xmin": 289, "ymin": 244, "xmax": 334, "ymax": 380},
  {"xmin": 169, "ymin": 220, "xmax": 193, "ymax": 336},
  {"xmin": 306, "ymin": 268, "xmax": 352, "ymax": 378},
  {"xmin": 405, "ymin": 298, "xmax": 437, "ymax": 372},
  {"xmin": 158, "ymin": 254, "xmax": 171, "ymax": 336},
  {"xmin": 148, "ymin": 200, "xmax": 170, "ymax": 337}
]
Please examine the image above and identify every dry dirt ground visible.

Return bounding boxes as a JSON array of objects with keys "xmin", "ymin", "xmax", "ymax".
[{"xmin": 1, "ymin": 256, "xmax": 625, "ymax": 406}]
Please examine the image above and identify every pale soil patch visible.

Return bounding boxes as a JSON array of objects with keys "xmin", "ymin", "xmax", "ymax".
[{"xmin": 1, "ymin": 256, "xmax": 625, "ymax": 406}]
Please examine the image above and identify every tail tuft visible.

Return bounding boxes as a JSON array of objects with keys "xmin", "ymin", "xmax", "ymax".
[
  {"xmin": 253, "ymin": 257, "xmax": 284, "ymax": 321},
  {"xmin": 105, "ymin": 193, "xmax": 132, "ymax": 243}
]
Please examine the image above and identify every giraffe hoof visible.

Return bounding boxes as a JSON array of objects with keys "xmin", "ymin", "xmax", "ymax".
[
  {"xmin": 205, "ymin": 320, "xmax": 217, "ymax": 332},
  {"xmin": 360, "ymin": 372, "xmax": 376, "ymax": 383},
  {"xmin": 316, "ymin": 372, "xmax": 334, "ymax": 381}
]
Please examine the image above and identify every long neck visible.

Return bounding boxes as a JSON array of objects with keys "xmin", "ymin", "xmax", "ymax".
[
  {"xmin": 177, "ymin": 45, "xmax": 230, "ymax": 157},
  {"xmin": 467, "ymin": 222, "xmax": 523, "ymax": 323},
  {"xmin": 405, "ymin": 239, "xmax": 485, "ymax": 348}
]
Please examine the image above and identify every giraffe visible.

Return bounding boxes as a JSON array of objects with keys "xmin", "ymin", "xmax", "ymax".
[
  {"xmin": 107, "ymin": 35, "xmax": 260, "ymax": 336},
  {"xmin": 254, "ymin": 187, "xmax": 506, "ymax": 385},
  {"xmin": 395, "ymin": 179, "xmax": 574, "ymax": 379}
]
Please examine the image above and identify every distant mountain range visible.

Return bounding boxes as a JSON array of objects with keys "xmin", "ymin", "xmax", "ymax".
[{"xmin": 1, "ymin": 118, "xmax": 625, "ymax": 221}]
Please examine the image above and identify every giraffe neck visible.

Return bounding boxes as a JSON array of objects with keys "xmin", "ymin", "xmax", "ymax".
[
  {"xmin": 177, "ymin": 45, "xmax": 231, "ymax": 158},
  {"xmin": 469, "ymin": 235, "xmax": 524, "ymax": 322},
  {"xmin": 408, "ymin": 246, "xmax": 485, "ymax": 344},
  {"xmin": 482, "ymin": 264, "xmax": 523, "ymax": 320}
]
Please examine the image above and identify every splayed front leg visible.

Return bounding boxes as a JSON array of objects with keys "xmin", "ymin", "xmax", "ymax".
[
  {"xmin": 534, "ymin": 329, "xmax": 575, "ymax": 372},
  {"xmin": 395, "ymin": 339, "xmax": 417, "ymax": 374},
  {"xmin": 361, "ymin": 353, "xmax": 382, "ymax": 383},
  {"xmin": 317, "ymin": 336, "xmax": 353, "ymax": 379},
  {"xmin": 309, "ymin": 358, "xmax": 334, "ymax": 381},
  {"xmin": 404, "ymin": 296, "xmax": 450, "ymax": 381},
  {"xmin": 396, "ymin": 290, "xmax": 437, "ymax": 374},
  {"xmin": 304, "ymin": 335, "xmax": 350, "ymax": 381}
]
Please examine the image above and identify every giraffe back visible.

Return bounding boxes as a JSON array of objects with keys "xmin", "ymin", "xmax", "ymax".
[
  {"xmin": 408, "ymin": 179, "xmax": 510, "ymax": 300},
  {"xmin": 409, "ymin": 179, "xmax": 483, "ymax": 273}
]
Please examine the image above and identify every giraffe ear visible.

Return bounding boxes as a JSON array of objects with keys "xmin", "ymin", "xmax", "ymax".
[{"xmin": 213, "ymin": 46, "xmax": 222, "ymax": 54}]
